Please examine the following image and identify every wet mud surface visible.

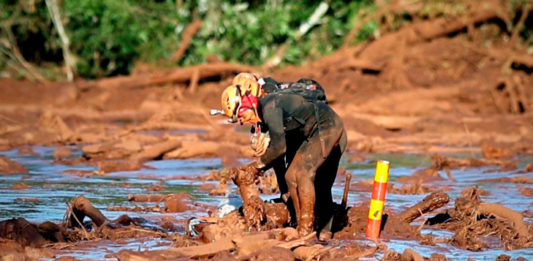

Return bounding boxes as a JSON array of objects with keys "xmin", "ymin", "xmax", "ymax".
[
  {"xmin": 1, "ymin": 1, "xmax": 533, "ymax": 259},
  {"xmin": 0, "ymin": 147, "xmax": 531, "ymax": 260}
]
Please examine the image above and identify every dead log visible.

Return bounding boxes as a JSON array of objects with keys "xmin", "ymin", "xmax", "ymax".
[
  {"xmin": 77, "ymin": 62, "xmax": 257, "ymax": 91},
  {"xmin": 360, "ymin": 4, "xmax": 505, "ymax": 62},
  {"xmin": 395, "ymin": 192, "xmax": 450, "ymax": 224},
  {"xmin": 131, "ymin": 139, "xmax": 182, "ymax": 161},
  {"xmin": 67, "ymin": 195, "xmax": 108, "ymax": 228}
]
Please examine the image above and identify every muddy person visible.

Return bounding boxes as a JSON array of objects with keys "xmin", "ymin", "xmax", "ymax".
[{"xmin": 219, "ymin": 73, "xmax": 347, "ymax": 239}]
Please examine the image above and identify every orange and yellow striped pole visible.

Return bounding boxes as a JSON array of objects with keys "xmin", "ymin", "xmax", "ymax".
[{"xmin": 366, "ymin": 160, "xmax": 390, "ymax": 240}]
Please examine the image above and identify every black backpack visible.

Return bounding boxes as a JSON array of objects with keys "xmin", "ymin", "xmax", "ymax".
[{"xmin": 262, "ymin": 77, "xmax": 327, "ymax": 103}]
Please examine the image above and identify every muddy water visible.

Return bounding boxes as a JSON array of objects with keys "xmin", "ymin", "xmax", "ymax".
[{"xmin": 1, "ymin": 148, "xmax": 531, "ymax": 260}]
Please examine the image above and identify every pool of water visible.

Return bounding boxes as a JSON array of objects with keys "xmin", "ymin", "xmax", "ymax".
[{"xmin": 0, "ymin": 147, "xmax": 531, "ymax": 260}]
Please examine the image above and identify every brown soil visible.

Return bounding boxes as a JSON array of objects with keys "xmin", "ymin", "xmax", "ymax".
[{"xmin": 1, "ymin": 0, "xmax": 533, "ymax": 259}]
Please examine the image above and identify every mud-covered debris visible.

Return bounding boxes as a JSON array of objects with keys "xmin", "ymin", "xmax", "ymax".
[
  {"xmin": 0, "ymin": 155, "xmax": 27, "ymax": 174},
  {"xmin": 396, "ymin": 168, "xmax": 443, "ymax": 184},
  {"xmin": 524, "ymin": 162, "xmax": 533, "ymax": 172},
  {"xmin": 38, "ymin": 111, "xmax": 74, "ymax": 142},
  {"xmin": 127, "ymin": 194, "xmax": 167, "ymax": 202},
  {"xmin": 395, "ymin": 192, "xmax": 450, "ymax": 224},
  {"xmin": 249, "ymin": 246, "xmax": 295, "ymax": 261},
  {"xmin": 389, "ymin": 183, "xmax": 435, "ymax": 195},
  {"xmin": 53, "ymin": 146, "xmax": 72, "ymax": 160},
  {"xmin": 496, "ymin": 254, "xmax": 511, "ymax": 261},
  {"xmin": 67, "ymin": 195, "xmax": 108, "ymax": 228},
  {"xmin": 475, "ymin": 176, "xmax": 533, "ymax": 184},
  {"xmin": 11, "ymin": 183, "xmax": 30, "ymax": 190},
  {"xmin": 428, "ymin": 187, "xmax": 533, "ymax": 251},
  {"xmin": 16, "ymin": 198, "xmax": 39, "ymax": 203},
  {"xmin": 97, "ymin": 159, "xmax": 145, "ymax": 173},
  {"xmin": 481, "ymin": 142, "xmax": 514, "ymax": 159},
  {"xmin": 17, "ymin": 147, "xmax": 37, "ymax": 156},
  {"xmin": 0, "ymin": 239, "xmax": 55, "ymax": 259},
  {"xmin": 0, "ymin": 218, "xmax": 48, "ymax": 247},
  {"xmin": 431, "ymin": 153, "xmax": 517, "ymax": 171},
  {"xmin": 164, "ymin": 193, "xmax": 193, "ymax": 213},
  {"xmin": 518, "ymin": 187, "xmax": 533, "ymax": 197}
]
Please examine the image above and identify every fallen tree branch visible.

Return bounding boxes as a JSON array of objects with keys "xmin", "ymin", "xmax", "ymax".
[
  {"xmin": 170, "ymin": 20, "xmax": 203, "ymax": 64},
  {"xmin": 131, "ymin": 139, "xmax": 182, "ymax": 161},
  {"xmin": 510, "ymin": 5, "xmax": 531, "ymax": 48},
  {"xmin": 77, "ymin": 62, "xmax": 257, "ymax": 91},
  {"xmin": 395, "ymin": 192, "xmax": 450, "ymax": 224}
]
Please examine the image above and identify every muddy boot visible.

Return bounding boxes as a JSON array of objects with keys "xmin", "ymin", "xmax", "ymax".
[{"xmin": 318, "ymin": 216, "xmax": 333, "ymax": 241}]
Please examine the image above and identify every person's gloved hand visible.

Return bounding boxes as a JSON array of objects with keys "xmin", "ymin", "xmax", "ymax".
[{"xmin": 252, "ymin": 132, "xmax": 270, "ymax": 157}]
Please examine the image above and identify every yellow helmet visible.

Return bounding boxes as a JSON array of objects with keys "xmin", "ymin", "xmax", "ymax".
[
  {"xmin": 232, "ymin": 72, "xmax": 262, "ymax": 97},
  {"xmin": 221, "ymin": 85, "xmax": 241, "ymax": 120}
]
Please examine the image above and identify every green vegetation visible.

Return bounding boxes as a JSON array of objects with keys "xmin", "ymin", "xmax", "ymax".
[
  {"xmin": 1, "ymin": 0, "xmax": 531, "ymax": 79},
  {"xmin": 1, "ymin": 0, "xmax": 376, "ymax": 79}
]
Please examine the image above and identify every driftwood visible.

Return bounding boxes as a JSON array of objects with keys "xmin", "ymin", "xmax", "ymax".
[{"xmin": 395, "ymin": 192, "xmax": 450, "ymax": 224}]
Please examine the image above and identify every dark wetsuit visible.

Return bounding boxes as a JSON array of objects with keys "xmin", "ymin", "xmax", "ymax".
[{"xmin": 256, "ymin": 92, "xmax": 347, "ymax": 236}]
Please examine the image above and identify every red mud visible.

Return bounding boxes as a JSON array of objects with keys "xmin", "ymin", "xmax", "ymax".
[
  {"xmin": 1, "ymin": 0, "xmax": 533, "ymax": 259},
  {"xmin": 0, "ymin": 155, "xmax": 28, "ymax": 174}
]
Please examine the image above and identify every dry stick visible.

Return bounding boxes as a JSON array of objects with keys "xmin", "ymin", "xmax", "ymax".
[
  {"xmin": 45, "ymin": 0, "xmax": 76, "ymax": 81},
  {"xmin": 462, "ymin": 121, "xmax": 476, "ymax": 158},
  {"xmin": 1, "ymin": 35, "xmax": 46, "ymax": 83},
  {"xmin": 341, "ymin": 173, "xmax": 352, "ymax": 210},
  {"xmin": 443, "ymin": 167, "xmax": 457, "ymax": 182},
  {"xmin": 188, "ymin": 67, "xmax": 200, "ymax": 93},
  {"xmin": 510, "ymin": 5, "xmax": 531, "ymax": 48},
  {"xmin": 503, "ymin": 79, "xmax": 519, "ymax": 114},
  {"xmin": 66, "ymin": 202, "xmax": 90, "ymax": 239},
  {"xmin": 170, "ymin": 20, "xmax": 203, "ymax": 64},
  {"xmin": 262, "ymin": 2, "xmax": 329, "ymax": 69},
  {"xmin": 416, "ymin": 208, "xmax": 426, "ymax": 233}
]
